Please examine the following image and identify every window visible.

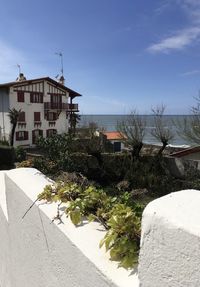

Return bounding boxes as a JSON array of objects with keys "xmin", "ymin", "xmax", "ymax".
[
  {"xmin": 17, "ymin": 91, "xmax": 24, "ymax": 102},
  {"xmin": 34, "ymin": 112, "xmax": 41, "ymax": 122},
  {"xmin": 30, "ymin": 92, "xmax": 43, "ymax": 103},
  {"xmin": 16, "ymin": 131, "xmax": 28, "ymax": 141},
  {"xmin": 46, "ymin": 129, "xmax": 57, "ymax": 137},
  {"xmin": 47, "ymin": 112, "xmax": 57, "ymax": 121},
  {"xmin": 32, "ymin": 129, "xmax": 43, "ymax": 144},
  {"xmin": 18, "ymin": 111, "xmax": 25, "ymax": 122}
]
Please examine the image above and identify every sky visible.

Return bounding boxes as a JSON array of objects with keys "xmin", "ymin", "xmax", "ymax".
[{"xmin": 1, "ymin": 0, "xmax": 200, "ymax": 114}]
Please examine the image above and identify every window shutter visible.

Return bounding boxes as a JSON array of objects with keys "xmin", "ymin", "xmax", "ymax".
[
  {"xmin": 39, "ymin": 130, "xmax": 43, "ymax": 137},
  {"xmin": 46, "ymin": 130, "xmax": 49, "ymax": 137},
  {"xmin": 17, "ymin": 91, "xmax": 24, "ymax": 102},
  {"xmin": 18, "ymin": 111, "xmax": 25, "ymax": 122},
  {"xmin": 30, "ymin": 93, "xmax": 33, "ymax": 103},
  {"xmin": 53, "ymin": 113, "xmax": 57, "ymax": 121},
  {"xmin": 16, "ymin": 132, "xmax": 19, "ymax": 141},
  {"xmin": 34, "ymin": 112, "xmax": 40, "ymax": 121},
  {"xmin": 25, "ymin": 131, "xmax": 28, "ymax": 140}
]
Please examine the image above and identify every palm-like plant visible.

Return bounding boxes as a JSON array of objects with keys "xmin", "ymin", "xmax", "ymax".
[
  {"xmin": 69, "ymin": 113, "xmax": 81, "ymax": 136},
  {"xmin": 8, "ymin": 108, "xmax": 21, "ymax": 146}
]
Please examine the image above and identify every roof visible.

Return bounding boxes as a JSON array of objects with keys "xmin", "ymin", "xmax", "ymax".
[
  {"xmin": 103, "ymin": 131, "xmax": 126, "ymax": 140},
  {"xmin": 170, "ymin": 146, "xmax": 200, "ymax": 158},
  {"xmin": 0, "ymin": 76, "xmax": 82, "ymax": 98}
]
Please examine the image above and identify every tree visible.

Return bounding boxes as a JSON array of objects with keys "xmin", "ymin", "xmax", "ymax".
[
  {"xmin": 8, "ymin": 108, "xmax": 21, "ymax": 146},
  {"xmin": 151, "ymin": 105, "xmax": 174, "ymax": 155},
  {"xmin": 176, "ymin": 95, "xmax": 200, "ymax": 145},
  {"xmin": 69, "ymin": 113, "xmax": 81, "ymax": 136},
  {"xmin": 117, "ymin": 110, "xmax": 146, "ymax": 158}
]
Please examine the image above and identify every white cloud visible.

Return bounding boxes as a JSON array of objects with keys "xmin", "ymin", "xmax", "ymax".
[
  {"xmin": 180, "ymin": 69, "xmax": 200, "ymax": 76},
  {"xmin": 148, "ymin": 0, "xmax": 200, "ymax": 54},
  {"xmin": 147, "ymin": 27, "xmax": 200, "ymax": 53}
]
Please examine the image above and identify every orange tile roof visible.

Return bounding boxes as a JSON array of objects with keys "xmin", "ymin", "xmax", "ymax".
[{"xmin": 103, "ymin": 131, "xmax": 125, "ymax": 140}]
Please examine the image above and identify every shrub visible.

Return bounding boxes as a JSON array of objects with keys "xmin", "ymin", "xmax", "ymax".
[
  {"xmin": 0, "ymin": 145, "xmax": 15, "ymax": 169},
  {"xmin": 15, "ymin": 146, "xmax": 26, "ymax": 162},
  {"xmin": 16, "ymin": 159, "xmax": 34, "ymax": 168}
]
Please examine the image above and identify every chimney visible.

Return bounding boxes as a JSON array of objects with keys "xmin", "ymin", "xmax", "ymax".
[
  {"xmin": 58, "ymin": 75, "xmax": 65, "ymax": 85},
  {"xmin": 16, "ymin": 73, "xmax": 27, "ymax": 82}
]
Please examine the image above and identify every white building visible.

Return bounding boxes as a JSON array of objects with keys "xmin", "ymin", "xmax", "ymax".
[{"xmin": 0, "ymin": 74, "xmax": 81, "ymax": 147}]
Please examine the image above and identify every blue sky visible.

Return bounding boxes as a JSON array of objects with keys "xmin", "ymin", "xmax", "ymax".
[{"xmin": 1, "ymin": 0, "xmax": 200, "ymax": 114}]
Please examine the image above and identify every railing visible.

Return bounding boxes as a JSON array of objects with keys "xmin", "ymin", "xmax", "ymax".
[
  {"xmin": 44, "ymin": 102, "xmax": 68, "ymax": 110},
  {"xmin": 44, "ymin": 102, "xmax": 79, "ymax": 112},
  {"xmin": 68, "ymin": 103, "xmax": 79, "ymax": 112}
]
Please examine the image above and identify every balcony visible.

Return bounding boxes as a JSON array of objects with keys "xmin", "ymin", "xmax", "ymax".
[
  {"xmin": 44, "ymin": 102, "xmax": 68, "ymax": 110},
  {"xmin": 68, "ymin": 103, "xmax": 79, "ymax": 112},
  {"xmin": 44, "ymin": 102, "xmax": 79, "ymax": 112}
]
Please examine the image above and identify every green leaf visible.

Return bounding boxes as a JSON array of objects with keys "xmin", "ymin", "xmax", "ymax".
[{"xmin": 70, "ymin": 210, "xmax": 81, "ymax": 225}]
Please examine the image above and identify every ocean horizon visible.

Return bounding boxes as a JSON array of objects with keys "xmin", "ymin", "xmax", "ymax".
[{"xmin": 79, "ymin": 114, "xmax": 193, "ymax": 147}]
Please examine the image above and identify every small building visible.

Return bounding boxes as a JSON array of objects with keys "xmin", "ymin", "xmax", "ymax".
[
  {"xmin": 170, "ymin": 146, "xmax": 200, "ymax": 160},
  {"xmin": 103, "ymin": 131, "xmax": 126, "ymax": 152},
  {"xmin": 0, "ymin": 74, "xmax": 81, "ymax": 147}
]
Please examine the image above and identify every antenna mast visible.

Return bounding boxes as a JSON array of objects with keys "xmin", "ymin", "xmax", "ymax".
[
  {"xmin": 17, "ymin": 64, "xmax": 21, "ymax": 74},
  {"xmin": 55, "ymin": 52, "xmax": 64, "ymax": 77}
]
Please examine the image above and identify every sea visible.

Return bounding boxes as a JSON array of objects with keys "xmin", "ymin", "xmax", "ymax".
[{"xmin": 79, "ymin": 115, "xmax": 192, "ymax": 147}]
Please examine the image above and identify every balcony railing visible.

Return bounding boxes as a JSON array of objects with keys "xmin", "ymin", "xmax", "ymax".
[
  {"xmin": 68, "ymin": 103, "xmax": 79, "ymax": 112},
  {"xmin": 44, "ymin": 102, "xmax": 79, "ymax": 112},
  {"xmin": 44, "ymin": 102, "xmax": 68, "ymax": 110}
]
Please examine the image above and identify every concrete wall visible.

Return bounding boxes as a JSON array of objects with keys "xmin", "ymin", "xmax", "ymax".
[
  {"xmin": 0, "ymin": 168, "xmax": 139, "ymax": 287},
  {"xmin": 138, "ymin": 189, "xmax": 200, "ymax": 287}
]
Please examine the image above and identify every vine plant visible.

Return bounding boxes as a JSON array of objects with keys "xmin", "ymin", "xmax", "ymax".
[{"xmin": 38, "ymin": 181, "xmax": 143, "ymax": 269}]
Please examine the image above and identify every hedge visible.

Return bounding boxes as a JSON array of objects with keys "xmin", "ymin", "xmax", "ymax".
[{"xmin": 0, "ymin": 145, "xmax": 15, "ymax": 170}]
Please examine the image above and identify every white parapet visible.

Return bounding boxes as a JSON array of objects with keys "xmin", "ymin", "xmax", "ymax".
[
  {"xmin": 138, "ymin": 189, "xmax": 200, "ymax": 287},
  {"xmin": 0, "ymin": 168, "xmax": 139, "ymax": 287}
]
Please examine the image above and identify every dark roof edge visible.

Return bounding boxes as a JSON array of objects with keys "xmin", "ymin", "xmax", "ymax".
[{"xmin": 0, "ymin": 76, "xmax": 82, "ymax": 97}]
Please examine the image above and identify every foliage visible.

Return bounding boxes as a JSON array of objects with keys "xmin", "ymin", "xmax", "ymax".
[
  {"xmin": 38, "ymin": 181, "xmax": 144, "ymax": 269},
  {"xmin": 0, "ymin": 145, "xmax": 15, "ymax": 169},
  {"xmin": 36, "ymin": 133, "xmax": 72, "ymax": 170},
  {"xmin": 69, "ymin": 113, "xmax": 81, "ymax": 136},
  {"xmin": 151, "ymin": 105, "xmax": 174, "ymax": 155},
  {"xmin": 7, "ymin": 108, "xmax": 21, "ymax": 146},
  {"xmin": 117, "ymin": 110, "xmax": 146, "ymax": 158},
  {"xmin": 0, "ymin": 140, "xmax": 9, "ymax": 146},
  {"xmin": 15, "ymin": 146, "xmax": 27, "ymax": 162},
  {"xmin": 16, "ymin": 159, "xmax": 34, "ymax": 168}
]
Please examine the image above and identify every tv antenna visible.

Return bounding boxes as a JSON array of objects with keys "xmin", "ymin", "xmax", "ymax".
[
  {"xmin": 17, "ymin": 64, "xmax": 21, "ymax": 74},
  {"xmin": 55, "ymin": 52, "xmax": 64, "ymax": 77}
]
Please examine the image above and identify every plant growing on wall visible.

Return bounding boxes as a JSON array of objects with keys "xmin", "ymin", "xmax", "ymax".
[{"xmin": 38, "ymin": 181, "xmax": 143, "ymax": 269}]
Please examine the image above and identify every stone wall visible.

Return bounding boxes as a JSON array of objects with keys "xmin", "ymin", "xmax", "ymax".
[{"xmin": 0, "ymin": 168, "xmax": 139, "ymax": 287}]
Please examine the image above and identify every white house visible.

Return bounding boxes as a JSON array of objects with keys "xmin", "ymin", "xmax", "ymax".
[{"xmin": 0, "ymin": 74, "xmax": 81, "ymax": 147}]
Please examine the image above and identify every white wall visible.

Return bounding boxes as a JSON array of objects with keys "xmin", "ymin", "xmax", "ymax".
[
  {"xmin": 0, "ymin": 168, "xmax": 139, "ymax": 287},
  {"xmin": 9, "ymin": 84, "xmax": 69, "ymax": 146},
  {"xmin": 138, "ymin": 189, "xmax": 200, "ymax": 287}
]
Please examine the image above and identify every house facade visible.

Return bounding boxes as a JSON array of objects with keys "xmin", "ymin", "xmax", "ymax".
[
  {"xmin": 103, "ymin": 131, "xmax": 126, "ymax": 152},
  {"xmin": 0, "ymin": 74, "xmax": 81, "ymax": 147}
]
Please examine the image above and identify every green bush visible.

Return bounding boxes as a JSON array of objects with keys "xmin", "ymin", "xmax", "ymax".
[
  {"xmin": 15, "ymin": 146, "xmax": 27, "ymax": 162},
  {"xmin": 0, "ymin": 145, "xmax": 15, "ymax": 170}
]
